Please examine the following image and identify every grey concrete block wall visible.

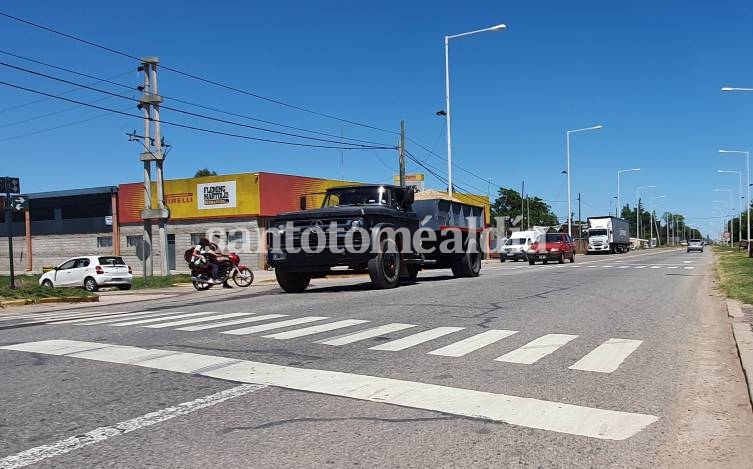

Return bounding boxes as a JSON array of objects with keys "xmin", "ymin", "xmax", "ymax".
[{"xmin": 0, "ymin": 219, "xmax": 263, "ymax": 275}]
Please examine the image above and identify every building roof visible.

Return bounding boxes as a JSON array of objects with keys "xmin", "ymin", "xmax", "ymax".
[{"xmin": 28, "ymin": 186, "xmax": 117, "ymax": 200}]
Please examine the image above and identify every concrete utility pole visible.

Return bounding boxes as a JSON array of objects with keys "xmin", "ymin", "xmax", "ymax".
[
  {"xmin": 136, "ymin": 57, "xmax": 169, "ymax": 276},
  {"xmin": 398, "ymin": 120, "xmax": 406, "ymax": 186}
]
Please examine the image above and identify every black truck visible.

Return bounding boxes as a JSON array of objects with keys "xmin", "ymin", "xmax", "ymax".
[{"xmin": 267, "ymin": 184, "xmax": 485, "ymax": 292}]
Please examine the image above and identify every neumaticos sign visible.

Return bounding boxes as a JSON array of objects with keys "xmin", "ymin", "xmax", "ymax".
[{"xmin": 198, "ymin": 181, "xmax": 236, "ymax": 209}]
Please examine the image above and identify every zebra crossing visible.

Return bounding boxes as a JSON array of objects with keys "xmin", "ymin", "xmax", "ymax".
[{"xmin": 0, "ymin": 308, "xmax": 644, "ymax": 375}]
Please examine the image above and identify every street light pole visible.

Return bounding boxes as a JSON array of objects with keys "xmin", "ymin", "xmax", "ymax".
[
  {"xmin": 715, "ymin": 188, "xmax": 734, "ymax": 245},
  {"xmin": 719, "ymin": 170, "xmax": 743, "ymax": 248},
  {"xmin": 650, "ymin": 195, "xmax": 666, "ymax": 247},
  {"xmin": 719, "ymin": 149, "xmax": 750, "ymax": 255},
  {"xmin": 444, "ymin": 23, "xmax": 506, "ymax": 198},
  {"xmin": 617, "ymin": 168, "xmax": 640, "ymax": 218},
  {"xmin": 566, "ymin": 125, "xmax": 603, "ymax": 237},
  {"xmin": 636, "ymin": 185, "xmax": 655, "ymax": 244}
]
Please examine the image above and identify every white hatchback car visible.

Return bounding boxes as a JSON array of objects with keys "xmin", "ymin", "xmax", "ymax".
[{"xmin": 39, "ymin": 256, "xmax": 133, "ymax": 292}]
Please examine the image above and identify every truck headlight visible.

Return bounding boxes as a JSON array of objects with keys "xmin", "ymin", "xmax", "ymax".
[
  {"xmin": 277, "ymin": 223, "xmax": 286, "ymax": 234},
  {"xmin": 349, "ymin": 219, "xmax": 364, "ymax": 229}
]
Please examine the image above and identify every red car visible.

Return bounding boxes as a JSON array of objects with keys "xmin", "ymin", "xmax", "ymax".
[{"xmin": 527, "ymin": 232, "xmax": 576, "ymax": 265}]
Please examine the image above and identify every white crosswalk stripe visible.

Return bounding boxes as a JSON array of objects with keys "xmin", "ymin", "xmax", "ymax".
[
  {"xmin": 496, "ymin": 334, "xmax": 578, "ymax": 364},
  {"xmin": 634, "ymin": 266, "xmax": 646, "ymax": 269},
  {"xmin": 569, "ymin": 338, "xmax": 643, "ymax": 373},
  {"xmin": 684, "ymin": 266, "xmax": 694, "ymax": 270},
  {"xmin": 369, "ymin": 327, "xmax": 465, "ymax": 351},
  {"xmin": 263, "ymin": 319, "xmax": 370, "ymax": 340},
  {"xmin": 650, "ymin": 266, "xmax": 661, "ymax": 269},
  {"xmin": 428, "ymin": 329, "xmax": 518, "ymax": 357},
  {"xmin": 143, "ymin": 312, "xmax": 256, "ymax": 329},
  {"xmin": 177, "ymin": 314, "xmax": 288, "ymax": 331},
  {"xmin": 618, "ymin": 266, "xmax": 630, "ymax": 269},
  {"xmin": 667, "ymin": 266, "xmax": 678, "ymax": 269},
  {"xmin": 54, "ymin": 311, "xmax": 164, "ymax": 325},
  {"xmin": 19, "ymin": 310, "xmax": 127, "ymax": 324},
  {"xmin": 317, "ymin": 323, "xmax": 417, "ymax": 346},
  {"xmin": 110, "ymin": 312, "xmax": 218, "ymax": 327},
  {"xmin": 221, "ymin": 316, "xmax": 329, "ymax": 335}
]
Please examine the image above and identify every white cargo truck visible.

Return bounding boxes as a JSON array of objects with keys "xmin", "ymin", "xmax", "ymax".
[{"xmin": 586, "ymin": 216, "xmax": 631, "ymax": 254}]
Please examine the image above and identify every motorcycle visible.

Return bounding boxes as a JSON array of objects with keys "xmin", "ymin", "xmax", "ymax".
[{"xmin": 188, "ymin": 252, "xmax": 254, "ymax": 291}]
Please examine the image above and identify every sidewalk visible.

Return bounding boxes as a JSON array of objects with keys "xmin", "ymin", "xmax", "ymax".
[{"xmin": 727, "ymin": 299, "xmax": 753, "ymax": 406}]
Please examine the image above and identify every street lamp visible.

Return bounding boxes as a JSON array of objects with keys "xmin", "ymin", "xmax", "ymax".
[
  {"xmin": 636, "ymin": 185, "xmax": 655, "ymax": 242},
  {"xmin": 715, "ymin": 188, "xmax": 734, "ymax": 245},
  {"xmin": 566, "ymin": 124, "xmax": 603, "ymax": 236},
  {"xmin": 617, "ymin": 168, "xmax": 640, "ymax": 218},
  {"xmin": 718, "ymin": 170, "xmax": 743, "ymax": 248},
  {"xmin": 444, "ymin": 23, "xmax": 506, "ymax": 198},
  {"xmin": 719, "ymin": 149, "xmax": 750, "ymax": 255},
  {"xmin": 650, "ymin": 195, "xmax": 666, "ymax": 247}
]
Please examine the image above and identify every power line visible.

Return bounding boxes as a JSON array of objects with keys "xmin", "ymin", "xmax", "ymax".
[
  {"xmin": 0, "ymin": 80, "xmax": 396, "ymax": 150},
  {"xmin": 0, "ymin": 94, "xmax": 114, "ymax": 129},
  {"xmin": 0, "ymin": 62, "xmax": 394, "ymax": 148},
  {"xmin": 0, "ymin": 11, "xmax": 398, "ymax": 136},
  {"xmin": 0, "ymin": 107, "xmax": 126, "ymax": 142}
]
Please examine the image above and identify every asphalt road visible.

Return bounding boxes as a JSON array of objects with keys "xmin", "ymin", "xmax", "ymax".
[{"xmin": 1, "ymin": 248, "xmax": 752, "ymax": 468}]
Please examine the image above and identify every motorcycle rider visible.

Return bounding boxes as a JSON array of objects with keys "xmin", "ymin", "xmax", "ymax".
[{"xmin": 192, "ymin": 238, "xmax": 220, "ymax": 283}]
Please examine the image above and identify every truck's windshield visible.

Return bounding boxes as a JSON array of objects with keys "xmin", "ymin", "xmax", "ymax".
[
  {"xmin": 322, "ymin": 187, "xmax": 390, "ymax": 207},
  {"xmin": 589, "ymin": 229, "xmax": 608, "ymax": 237},
  {"xmin": 505, "ymin": 238, "xmax": 528, "ymax": 245}
]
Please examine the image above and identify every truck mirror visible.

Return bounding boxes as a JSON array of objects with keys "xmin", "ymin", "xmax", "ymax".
[{"xmin": 299, "ymin": 196, "xmax": 307, "ymax": 210}]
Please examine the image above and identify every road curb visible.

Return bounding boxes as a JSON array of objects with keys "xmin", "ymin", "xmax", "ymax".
[
  {"xmin": 727, "ymin": 300, "xmax": 744, "ymax": 318},
  {"xmin": 731, "ymin": 321, "xmax": 753, "ymax": 407},
  {"xmin": 0, "ymin": 295, "xmax": 98, "ymax": 308}
]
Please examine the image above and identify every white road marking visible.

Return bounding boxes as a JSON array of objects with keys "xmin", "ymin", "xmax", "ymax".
[
  {"xmin": 109, "ymin": 312, "xmax": 220, "ymax": 327},
  {"xmin": 54, "ymin": 311, "xmax": 165, "ymax": 325},
  {"xmin": 221, "ymin": 316, "xmax": 329, "ymax": 335},
  {"xmin": 143, "ymin": 312, "xmax": 256, "ymax": 329},
  {"xmin": 618, "ymin": 266, "xmax": 630, "ymax": 269},
  {"xmin": 17, "ymin": 311, "xmax": 124, "ymax": 324},
  {"xmin": 650, "ymin": 266, "xmax": 662, "ymax": 269},
  {"xmin": 176, "ymin": 314, "xmax": 288, "ymax": 331},
  {"xmin": 263, "ymin": 319, "xmax": 370, "ymax": 340},
  {"xmin": 0, "ymin": 382, "xmax": 265, "ymax": 469},
  {"xmin": 0, "ymin": 340, "xmax": 657, "ymax": 441},
  {"xmin": 683, "ymin": 266, "xmax": 694, "ymax": 270},
  {"xmin": 682, "ymin": 260, "xmax": 693, "ymax": 264},
  {"xmin": 369, "ymin": 327, "xmax": 465, "ymax": 351},
  {"xmin": 427, "ymin": 329, "xmax": 518, "ymax": 357},
  {"xmin": 316, "ymin": 323, "xmax": 417, "ymax": 346},
  {"xmin": 667, "ymin": 266, "xmax": 678, "ymax": 269},
  {"xmin": 569, "ymin": 338, "xmax": 643, "ymax": 373},
  {"xmin": 496, "ymin": 334, "xmax": 578, "ymax": 364},
  {"xmin": 634, "ymin": 266, "xmax": 646, "ymax": 269},
  {"xmin": 601, "ymin": 265, "xmax": 613, "ymax": 268},
  {"xmin": 587, "ymin": 265, "xmax": 598, "ymax": 268}
]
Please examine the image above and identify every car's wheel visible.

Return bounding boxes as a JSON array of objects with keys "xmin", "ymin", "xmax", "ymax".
[
  {"xmin": 41, "ymin": 279, "xmax": 53, "ymax": 288},
  {"xmin": 275, "ymin": 269, "xmax": 311, "ymax": 293},
  {"xmin": 83, "ymin": 277, "xmax": 98, "ymax": 292},
  {"xmin": 528, "ymin": 259, "xmax": 535, "ymax": 265},
  {"xmin": 451, "ymin": 238, "xmax": 481, "ymax": 278},
  {"xmin": 368, "ymin": 238, "xmax": 401, "ymax": 289},
  {"xmin": 569, "ymin": 253, "xmax": 576, "ymax": 263},
  {"xmin": 117, "ymin": 285, "xmax": 132, "ymax": 290},
  {"xmin": 543, "ymin": 260, "xmax": 548, "ymax": 264},
  {"xmin": 233, "ymin": 267, "xmax": 254, "ymax": 287},
  {"xmin": 500, "ymin": 258, "xmax": 506, "ymax": 263},
  {"xmin": 558, "ymin": 253, "xmax": 565, "ymax": 264}
]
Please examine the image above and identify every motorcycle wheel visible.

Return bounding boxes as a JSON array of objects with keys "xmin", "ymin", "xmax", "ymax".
[
  {"xmin": 233, "ymin": 267, "xmax": 254, "ymax": 287},
  {"xmin": 192, "ymin": 280, "xmax": 212, "ymax": 291}
]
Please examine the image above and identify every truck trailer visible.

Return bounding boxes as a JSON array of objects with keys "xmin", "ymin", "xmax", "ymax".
[{"xmin": 586, "ymin": 216, "xmax": 631, "ymax": 254}]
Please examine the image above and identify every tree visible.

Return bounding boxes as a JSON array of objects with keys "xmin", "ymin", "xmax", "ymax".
[
  {"xmin": 491, "ymin": 187, "xmax": 558, "ymax": 233},
  {"xmin": 194, "ymin": 168, "xmax": 217, "ymax": 177}
]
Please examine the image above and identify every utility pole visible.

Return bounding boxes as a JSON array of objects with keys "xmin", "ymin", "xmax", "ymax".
[
  {"xmin": 3, "ymin": 179, "xmax": 13, "ymax": 289},
  {"xmin": 577, "ymin": 192, "xmax": 582, "ymax": 240},
  {"xmin": 134, "ymin": 57, "xmax": 169, "ymax": 276},
  {"xmin": 398, "ymin": 120, "xmax": 406, "ymax": 186},
  {"xmin": 521, "ymin": 181, "xmax": 525, "ymax": 229}
]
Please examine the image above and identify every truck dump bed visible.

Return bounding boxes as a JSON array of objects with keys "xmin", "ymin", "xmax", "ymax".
[{"xmin": 412, "ymin": 198, "xmax": 485, "ymax": 231}]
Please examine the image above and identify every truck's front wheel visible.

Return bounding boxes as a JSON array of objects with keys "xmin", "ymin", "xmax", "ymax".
[
  {"xmin": 368, "ymin": 239, "xmax": 401, "ymax": 289},
  {"xmin": 275, "ymin": 269, "xmax": 311, "ymax": 293}
]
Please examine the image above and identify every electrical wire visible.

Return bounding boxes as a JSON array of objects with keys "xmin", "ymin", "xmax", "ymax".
[
  {"xmin": 0, "ymin": 49, "xmax": 390, "ymax": 147},
  {"xmin": 0, "ymin": 62, "xmax": 395, "ymax": 148},
  {"xmin": 0, "ymin": 80, "xmax": 396, "ymax": 150},
  {"xmin": 0, "ymin": 11, "xmax": 399, "ymax": 136},
  {"xmin": 0, "ymin": 107, "xmax": 126, "ymax": 142}
]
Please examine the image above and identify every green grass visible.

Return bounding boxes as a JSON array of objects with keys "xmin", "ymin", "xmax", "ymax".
[
  {"xmin": 129, "ymin": 274, "xmax": 193, "ymax": 289},
  {"xmin": 0, "ymin": 275, "xmax": 93, "ymax": 301},
  {"xmin": 715, "ymin": 246, "xmax": 753, "ymax": 305}
]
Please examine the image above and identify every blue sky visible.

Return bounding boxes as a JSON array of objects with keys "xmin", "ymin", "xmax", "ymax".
[{"xmin": 0, "ymin": 1, "xmax": 752, "ymax": 237}]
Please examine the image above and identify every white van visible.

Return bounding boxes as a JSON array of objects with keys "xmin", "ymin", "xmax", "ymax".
[{"xmin": 500, "ymin": 230, "xmax": 538, "ymax": 262}]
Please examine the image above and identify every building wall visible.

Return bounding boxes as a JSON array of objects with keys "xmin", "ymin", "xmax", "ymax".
[
  {"xmin": 119, "ymin": 218, "xmax": 263, "ymax": 274},
  {"xmin": 0, "ymin": 233, "xmax": 116, "ymax": 274}
]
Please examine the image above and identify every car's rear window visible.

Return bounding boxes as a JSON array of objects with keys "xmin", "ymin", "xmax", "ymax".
[
  {"xmin": 98, "ymin": 256, "xmax": 126, "ymax": 266},
  {"xmin": 544, "ymin": 234, "xmax": 561, "ymax": 243},
  {"xmin": 689, "ymin": 239, "xmax": 701, "ymax": 243}
]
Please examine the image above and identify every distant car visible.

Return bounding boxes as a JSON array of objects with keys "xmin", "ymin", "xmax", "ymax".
[
  {"xmin": 687, "ymin": 239, "xmax": 703, "ymax": 253},
  {"xmin": 39, "ymin": 256, "xmax": 133, "ymax": 292},
  {"xmin": 680, "ymin": 240, "xmax": 688, "ymax": 246},
  {"xmin": 527, "ymin": 233, "xmax": 576, "ymax": 265}
]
